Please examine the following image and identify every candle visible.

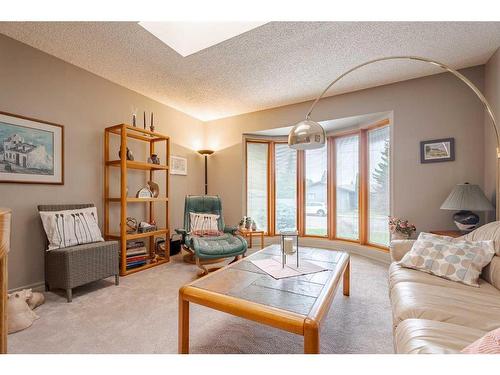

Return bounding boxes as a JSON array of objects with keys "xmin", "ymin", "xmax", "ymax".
[
  {"xmin": 283, "ymin": 238, "xmax": 294, "ymax": 254},
  {"xmin": 143, "ymin": 111, "xmax": 146, "ymax": 129},
  {"xmin": 151, "ymin": 112, "xmax": 153, "ymax": 126}
]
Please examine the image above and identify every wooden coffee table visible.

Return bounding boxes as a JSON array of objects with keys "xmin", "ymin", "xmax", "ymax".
[{"xmin": 178, "ymin": 245, "xmax": 350, "ymax": 354}]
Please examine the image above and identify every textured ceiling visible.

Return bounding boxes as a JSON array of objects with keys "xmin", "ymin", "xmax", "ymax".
[{"xmin": 0, "ymin": 22, "xmax": 500, "ymax": 121}]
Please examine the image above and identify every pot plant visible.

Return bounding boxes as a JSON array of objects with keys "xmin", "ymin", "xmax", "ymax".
[{"xmin": 388, "ymin": 217, "xmax": 416, "ymax": 239}]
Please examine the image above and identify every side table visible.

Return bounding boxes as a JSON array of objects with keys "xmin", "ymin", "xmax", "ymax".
[
  {"xmin": 238, "ymin": 229, "xmax": 265, "ymax": 249},
  {"xmin": 430, "ymin": 230, "xmax": 463, "ymax": 238}
]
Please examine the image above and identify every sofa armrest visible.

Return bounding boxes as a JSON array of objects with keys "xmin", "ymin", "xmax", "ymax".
[{"xmin": 389, "ymin": 240, "xmax": 415, "ymax": 262}]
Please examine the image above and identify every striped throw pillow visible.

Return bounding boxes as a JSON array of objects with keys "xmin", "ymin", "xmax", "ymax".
[
  {"xmin": 39, "ymin": 207, "xmax": 104, "ymax": 250},
  {"xmin": 189, "ymin": 212, "xmax": 222, "ymax": 236}
]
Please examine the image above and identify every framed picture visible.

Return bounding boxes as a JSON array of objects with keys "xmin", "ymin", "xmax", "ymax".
[
  {"xmin": 420, "ymin": 138, "xmax": 455, "ymax": 163},
  {"xmin": 0, "ymin": 111, "xmax": 64, "ymax": 184},
  {"xmin": 170, "ymin": 155, "xmax": 187, "ymax": 175}
]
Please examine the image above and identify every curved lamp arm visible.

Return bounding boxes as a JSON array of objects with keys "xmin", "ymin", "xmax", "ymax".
[{"xmin": 305, "ymin": 56, "xmax": 500, "ymax": 156}]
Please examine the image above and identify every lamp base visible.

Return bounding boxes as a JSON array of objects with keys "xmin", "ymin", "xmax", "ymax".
[{"xmin": 452, "ymin": 210, "xmax": 479, "ymax": 232}]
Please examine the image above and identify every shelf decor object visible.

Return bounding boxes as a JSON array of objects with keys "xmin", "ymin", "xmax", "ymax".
[
  {"xmin": 440, "ymin": 182, "xmax": 494, "ymax": 232},
  {"xmin": 288, "ymin": 55, "xmax": 500, "ymax": 219},
  {"xmin": 104, "ymin": 124, "xmax": 171, "ymax": 276}
]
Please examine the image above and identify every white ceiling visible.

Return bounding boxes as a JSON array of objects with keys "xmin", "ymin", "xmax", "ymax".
[{"xmin": 0, "ymin": 22, "xmax": 499, "ymax": 121}]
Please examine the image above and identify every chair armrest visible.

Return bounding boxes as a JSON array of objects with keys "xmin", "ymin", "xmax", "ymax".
[
  {"xmin": 224, "ymin": 225, "xmax": 238, "ymax": 235},
  {"xmin": 389, "ymin": 240, "xmax": 415, "ymax": 262}
]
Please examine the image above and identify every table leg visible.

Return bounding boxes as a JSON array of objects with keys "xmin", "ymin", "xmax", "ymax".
[
  {"xmin": 178, "ymin": 291, "xmax": 190, "ymax": 354},
  {"xmin": 249, "ymin": 234, "xmax": 253, "ymax": 249},
  {"xmin": 304, "ymin": 319, "xmax": 320, "ymax": 354},
  {"xmin": 343, "ymin": 260, "xmax": 350, "ymax": 296},
  {"xmin": 260, "ymin": 233, "xmax": 264, "ymax": 249}
]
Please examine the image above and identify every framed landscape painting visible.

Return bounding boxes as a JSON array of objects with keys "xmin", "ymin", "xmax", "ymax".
[
  {"xmin": 170, "ymin": 155, "xmax": 187, "ymax": 175},
  {"xmin": 0, "ymin": 111, "xmax": 64, "ymax": 184},
  {"xmin": 420, "ymin": 138, "xmax": 455, "ymax": 164}
]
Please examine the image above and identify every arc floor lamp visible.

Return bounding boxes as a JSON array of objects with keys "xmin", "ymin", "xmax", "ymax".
[{"xmin": 288, "ymin": 55, "xmax": 500, "ymax": 218}]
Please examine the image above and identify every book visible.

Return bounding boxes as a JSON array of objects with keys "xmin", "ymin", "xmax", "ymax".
[
  {"xmin": 126, "ymin": 255, "xmax": 147, "ymax": 263},
  {"xmin": 126, "ymin": 240, "xmax": 146, "ymax": 249},
  {"xmin": 126, "ymin": 260, "xmax": 147, "ymax": 269},
  {"xmin": 126, "ymin": 246, "xmax": 147, "ymax": 256}
]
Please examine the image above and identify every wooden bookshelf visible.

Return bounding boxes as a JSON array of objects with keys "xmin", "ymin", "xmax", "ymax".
[{"xmin": 104, "ymin": 124, "xmax": 170, "ymax": 276}]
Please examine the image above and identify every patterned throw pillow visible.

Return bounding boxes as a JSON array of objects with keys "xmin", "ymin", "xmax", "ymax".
[
  {"xmin": 189, "ymin": 212, "xmax": 222, "ymax": 236},
  {"xmin": 462, "ymin": 328, "xmax": 500, "ymax": 353},
  {"xmin": 39, "ymin": 207, "xmax": 104, "ymax": 250},
  {"xmin": 399, "ymin": 232, "xmax": 495, "ymax": 287}
]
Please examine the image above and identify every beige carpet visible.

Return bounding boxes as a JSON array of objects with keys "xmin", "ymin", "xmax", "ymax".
[{"xmin": 8, "ymin": 248, "xmax": 394, "ymax": 354}]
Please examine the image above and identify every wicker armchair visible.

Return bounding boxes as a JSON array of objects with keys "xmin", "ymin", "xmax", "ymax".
[{"xmin": 38, "ymin": 204, "xmax": 119, "ymax": 302}]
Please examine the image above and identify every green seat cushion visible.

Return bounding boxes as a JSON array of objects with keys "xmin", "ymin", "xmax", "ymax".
[{"xmin": 191, "ymin": 233, "xmax": 247, "ymax": 259}]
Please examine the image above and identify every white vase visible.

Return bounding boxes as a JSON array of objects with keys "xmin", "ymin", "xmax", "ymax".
[{"xmin": 391, "ymin": 232, "xmax": 411, "ymax": 240}]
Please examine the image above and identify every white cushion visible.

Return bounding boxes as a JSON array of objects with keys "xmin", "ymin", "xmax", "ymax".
[
  {"xmin": 39, "ymin": 207, "xmax": 104, "ymax": 250},
  {"xmin": 399, "ymin": 232, "xmax": 495, "ymax": 287},
  {"xmin": 189, "ymin": 212, "xmax": 220, "ymax": 235}
]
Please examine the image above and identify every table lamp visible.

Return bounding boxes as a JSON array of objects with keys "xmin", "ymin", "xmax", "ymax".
[{"xmin": 440, "ymin": 182, "xmax": 494, "ymax": 232}]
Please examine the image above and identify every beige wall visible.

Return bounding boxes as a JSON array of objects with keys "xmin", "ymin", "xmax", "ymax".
[
  {"xmin": 205, "ymin": 66, "xmax": 487, "ymax": 236},
  {"xmin": 0, "ymin": 35, "xmax": 205, "ymax": 290},
  {"xmin": 484, "ymin": 48, "xmax": 500, "ymax": 222}
]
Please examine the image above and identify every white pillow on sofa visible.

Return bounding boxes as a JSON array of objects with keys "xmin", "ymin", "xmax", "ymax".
[
  {"xmin": 39, "ymin": 207, "xmax": 104, "ymax": 250},
  {"xmin": 399, "ymin": 232, "xmax": 495, "ymax": 287}
]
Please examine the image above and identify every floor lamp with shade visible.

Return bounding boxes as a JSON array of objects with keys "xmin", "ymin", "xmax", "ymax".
[
  {"xmin": 288, "ymin": 56, "xmax": 500, "ymax": 218},
  {"xmin": 198, "ymin": 149, "xmax": 214, "ymax": 195}
]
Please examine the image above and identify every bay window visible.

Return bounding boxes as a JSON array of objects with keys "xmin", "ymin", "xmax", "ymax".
[{"xmin": 245, "ymin": 119, "xmax": 391, "ymax": 250}]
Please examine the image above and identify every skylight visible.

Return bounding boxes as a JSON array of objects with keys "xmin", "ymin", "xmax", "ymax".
[{"xmin": 138, "ymin": 22, "xmax": 267, "ymax": 57}]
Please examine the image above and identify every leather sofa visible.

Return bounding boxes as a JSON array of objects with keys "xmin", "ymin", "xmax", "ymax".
[{"xmin": 389, "ymin": 222, "xmax": 500, "ymax": 353}]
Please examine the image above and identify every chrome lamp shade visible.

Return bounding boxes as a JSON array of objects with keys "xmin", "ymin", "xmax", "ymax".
[
  {"xmin": 440, "ymin": 183, "xmax": 494, "ymax": 232},
  {"xmin": 288, "ymin": 119, "xmax": 326, "ymax": 150}
]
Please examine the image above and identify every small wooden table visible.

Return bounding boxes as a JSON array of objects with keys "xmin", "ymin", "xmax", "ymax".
[
  {"xmin": 430, "ymin": 230, "xmax": 462, "ymax": 238},
  {"xmin": 238, "ymin": 229, "xmax": 265, "ymax": 249},
  {"xmin": 178, "ymin": 245, "xmax": 350, "ymax": 354}
]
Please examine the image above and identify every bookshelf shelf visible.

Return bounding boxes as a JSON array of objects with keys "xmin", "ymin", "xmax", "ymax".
[
  {"xmin": 104, "ymin": 124, "xmax": 170, "ymax": 276},
  {"xmin": 106, "ymin": 197, "xmax": 169, "ymax": 203},
  {"xmin": 106, "ymin": 160, "xmax": 168, "ymax": 171}
]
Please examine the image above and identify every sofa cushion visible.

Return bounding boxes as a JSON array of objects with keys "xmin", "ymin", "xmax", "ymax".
[
  {"xmin": 390, "ymin": 281, "xmax": 500, "ymax": 332},
  {"xmin": 389, "ymin": 262, "xmax": 500, "ymax": 295},
  {"xmin": 191, "ymin": 233, "xmax": 247, "ymax": 259},
  {"xmin": 481, "ymin": 256, "xmax": 500, "ymax": 291},
  {"xmin": 395, "ymin": 319, "xmax": 486, "ymax": 354},
  {"xmin": 399, "ymin": 232, "xmax": 495, "ymax": 287},
  {"xmin": 461, "ymin": 221, "xmax": 500, "ymax": 255}
]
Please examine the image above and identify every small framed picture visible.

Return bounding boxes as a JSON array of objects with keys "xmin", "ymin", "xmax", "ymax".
[
  {"xmin": 0, "ymin": 111, "xmax": 64, "ymax": 184},
  {"xmin": 420, "ymin": 138, "xmax": 455, "ymax": 163},
  {"xmin": 170, "ymin": 155, "xmax": 187, "ymax": 175}
]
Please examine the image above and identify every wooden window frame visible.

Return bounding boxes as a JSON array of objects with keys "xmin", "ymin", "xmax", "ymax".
[
  {"xmin": 244, "ymin": 118, "xmax": 390, "ymax": 251},
  {"xmin": 245, "ymin": 139, "xmax": 271, "ymax": 235}
]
